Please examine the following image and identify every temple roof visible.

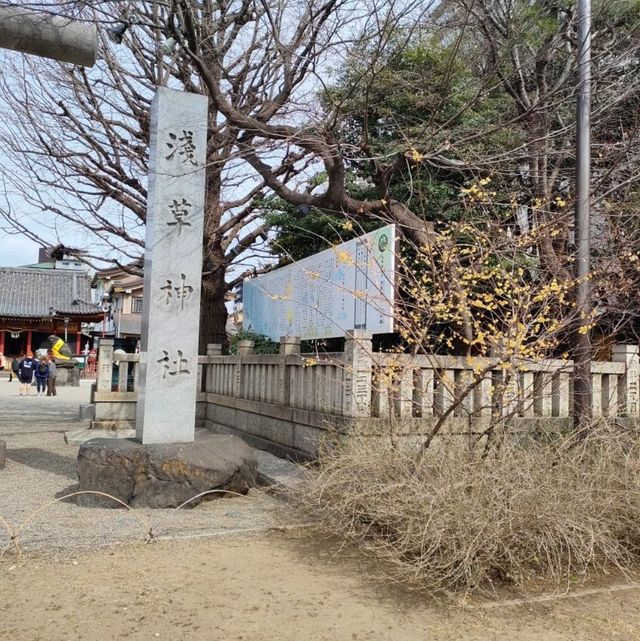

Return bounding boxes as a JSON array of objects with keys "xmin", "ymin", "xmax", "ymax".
[{"xmin": 0, "ymin": 267, "xmax": 102, "ymax": 319}]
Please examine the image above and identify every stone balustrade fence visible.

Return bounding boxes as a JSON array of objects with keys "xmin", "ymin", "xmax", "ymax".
[{"xmin": 91, "ymin": 335, "xmax": 640, "ymax": 458}]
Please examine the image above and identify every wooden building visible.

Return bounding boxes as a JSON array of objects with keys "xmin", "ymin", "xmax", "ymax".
[
  {"xmin": 91, "ymin": 266, "xmax": 143, "ymax": 351},
  {"xmin": 0, "ymin": 267, "xmax": 103, "ymax": 357}
]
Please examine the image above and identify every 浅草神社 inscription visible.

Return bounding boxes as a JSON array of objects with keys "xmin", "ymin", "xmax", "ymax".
[{"xmin": 136, "ymin": 88, "xmax": 207, "ymax": 444}]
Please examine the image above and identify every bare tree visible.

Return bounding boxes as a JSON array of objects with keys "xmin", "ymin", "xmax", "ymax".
[
  {"xmin": 0, "ymin": 0, "xmax": 437, "ymax": 349},
  {"xmin": 3, "ymin": 0, "xmax": 638, "ymax": 354}
]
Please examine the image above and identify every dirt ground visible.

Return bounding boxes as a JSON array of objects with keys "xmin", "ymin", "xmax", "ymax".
[
  {"xmin": 3, "ymin": 533, "xmax": 640, "ymax": 641},
  {"xmin": 2, "ymin": 379, "xmax": 640, "ymax": 640}
]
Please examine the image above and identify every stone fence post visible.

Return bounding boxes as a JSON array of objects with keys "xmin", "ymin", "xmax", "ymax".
[
  {"xmin": 612, "ymin": 344, "xmax": 640, "ymax": 417},
  {"xmin": 279, "ymin": 336, "xmax": 300, "ymax": 406},
  {"xmin": 96, "ymin": 338, "xmax": 114, "ymax": 393},
  {"xmin": 204, "ymin": 344, "xmax": 222, "ymax": 393},
  {"xmin": 342, "ymin": 331, "xmax": 373, "ymax": 417},
  {"xmin": 234, "ymin": 340, "xmax": 254, "ymax": 397},
  {"xmin": 207, "ymin": 343, "xmax": 222, "ymax": 357},
  {"xmin": 236, "ymin": 340, "xmax": 254, "ymax": 356}
]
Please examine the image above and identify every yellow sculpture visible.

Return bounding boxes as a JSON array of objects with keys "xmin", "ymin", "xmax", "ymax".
[{"xmin": 48, "ymin": 335, "xmax": 77, "ymax": 364}]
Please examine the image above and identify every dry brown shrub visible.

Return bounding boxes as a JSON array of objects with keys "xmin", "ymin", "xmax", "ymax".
[{"xmin": 293, "ymin": 425, "xmax": 640, "ymax": 593}]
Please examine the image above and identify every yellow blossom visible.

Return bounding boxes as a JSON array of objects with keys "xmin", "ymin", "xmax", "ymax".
[{"xmin": 335, "ymin": 249, "xmax": 354, "ymax": 265}]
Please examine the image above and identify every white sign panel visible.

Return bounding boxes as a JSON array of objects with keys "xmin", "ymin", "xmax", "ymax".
[{"xmin": 243, "ymin": 225, "xmax": 396, "ymax": 340}]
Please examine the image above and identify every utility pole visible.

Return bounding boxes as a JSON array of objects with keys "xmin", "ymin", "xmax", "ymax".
[
  {"xmin": 573, "ymin": 0, "xmax": 592, "ymax": 433},
  {"xmin": 0, "ymin": 5, "xmax": 96, "ymax": 67}
]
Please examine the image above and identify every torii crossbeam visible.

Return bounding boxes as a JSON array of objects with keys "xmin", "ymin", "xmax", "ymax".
[{"xmin": 0, "ymin": 5, "xmax": 96, "ymax": 67}]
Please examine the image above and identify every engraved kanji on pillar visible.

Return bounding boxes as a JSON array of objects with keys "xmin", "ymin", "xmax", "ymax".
[{"xmin": 136, "ymin": 88, "xmax": 208, "ymax": 444}]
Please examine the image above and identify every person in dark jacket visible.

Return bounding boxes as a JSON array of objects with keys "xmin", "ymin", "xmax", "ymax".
[
  {"xmin": 9, "ymin": 354, "xmax": 20, "ymax": 382},
  {"xmin": 35, "ymin": 356, "xmax": 50, "ymax": 396},
  {"xmin": 18, "ymin": 352, "xmax": 36, "ymax": 396}
]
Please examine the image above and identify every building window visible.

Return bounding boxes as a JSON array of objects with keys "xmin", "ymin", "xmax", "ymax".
[{"xmin": 131, "ymin": 297, "xmax": 143, "ymax": 314}]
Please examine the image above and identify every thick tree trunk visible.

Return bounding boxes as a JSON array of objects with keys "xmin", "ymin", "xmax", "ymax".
[
  {"xmin": 199, "ymin": 162, "xmax": 229, "ymax": 354},
  {"xmin": 198, "ymin": 263, "xmax": 228, "ymax": 354}
]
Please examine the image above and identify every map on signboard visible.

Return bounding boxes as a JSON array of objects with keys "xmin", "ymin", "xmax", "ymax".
[{"xmin": 243, "ymin": 225, "xmax": 396, "ymax": 340}]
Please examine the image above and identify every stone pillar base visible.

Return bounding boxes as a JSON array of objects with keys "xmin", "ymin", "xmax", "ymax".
[
  {"xmin": 75, "ymin": 433, "xmax": 257, "ymax": 508},
  {"xmin": 56, "ymin": 367, "xmax": 80, "ymax": 387}
]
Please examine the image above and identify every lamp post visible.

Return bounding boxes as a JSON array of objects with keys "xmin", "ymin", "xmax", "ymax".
[
  {"xmin": 99, "ymin": 293, "xmax": 111, "ymax": 338},
  {"xmin": 573, "ymin": 0, "xmax": 592, "ymax": 433}
]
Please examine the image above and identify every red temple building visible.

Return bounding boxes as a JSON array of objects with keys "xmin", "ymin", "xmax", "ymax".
[{"xmin": 0, "ymin": 266, "xmax": 102, "ymax": 357}]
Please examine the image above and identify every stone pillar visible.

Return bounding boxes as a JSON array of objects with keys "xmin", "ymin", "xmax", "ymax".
[
  {"xmin": 397, "ymin": 365, "xmax": 414, "ymax": 418},
  {"xmin": 537, "ymin": 372, "xmax": 553, "ymax": 417},
  {"xmin": 136, "ymin": 88, "xmax": 208, "ymax": 444},
  {"xmin": 612, "ymin": 344, "xmax": 640, "ymax": 418},
  {"xmin": 96, "ymin": 339, "xmax": 114, "ymax": 392},
  {"xmin": 437, "ymin": 370, "xmax": 456, "ymax": 416},
  {"xmin": 343, "ymin": 331, "xmax": 373, "ymax": 417},
  {"xmin": 476, "ymin": 374, "xmax": 493, "ymax": 420},
  {"xmin": 415, "ymin": 368, "xmax": 435, "ymax": 417},
  {"xmin": 234, "ymin": 340, "xmax": 254, "ymax": 397},
  {"xmin": 592, "ymin": 373, "xmax": 603, "ymax": 417},
  {"xmin": 205, "ymin": 344, "xmax": 222, "ymax": 393},
  {"xmin": 236, "ymin": 340, "xmax": 254, "ymax": 356},
  {"xmin": 521, "ymin": 371, "xmax": 535, "ymax": 417},
  {"xmin": 278, "ymin": 336, "xmax": 300, "ymax": 406},
  {"xmin": 557, "ymin": 372, "xmax": 570, "ymax": 417},
  {"xmin": 207, "ymin": 343, "xmax": 223, "ymax": 357},
  {"xmin": 279, "ymin": 336, "xmax": 300, "ymax": 356}
]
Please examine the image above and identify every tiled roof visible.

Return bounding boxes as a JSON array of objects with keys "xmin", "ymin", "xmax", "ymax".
[
  {"xmin": 0, "ymin": 267, "xmax": 101, "ymax": 318},
  {"xmin": 110, "ymin": 273, "xmax": 144, "ymax": 290},
  {"xmin": 92, "ymin": 263, "xmax": 143, "ymax": 287}
]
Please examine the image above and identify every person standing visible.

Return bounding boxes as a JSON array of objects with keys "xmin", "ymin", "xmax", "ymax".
[
  {"xmin": 9, "ymin": 354, "xmax": 20, "ymax": 382},
  {"xmin": 47, "ymin": 359, "xmax": 57, "ymax": 397},
  {"xmin": 35, "ymin": 356, "xmax": 50, "ymax": 396},
  {"xmin": 87, "ymin": 348, "xmax": 97, "ymax": 378},
  {"xmin": 18, "ymin": 352, "xmax": 36, "ymax": 396},
  {"xmin": 0, "ymin": 352, "xmax": 6, "ymax": 373}
]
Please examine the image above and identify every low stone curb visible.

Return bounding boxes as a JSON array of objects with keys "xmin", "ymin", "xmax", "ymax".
[
  {"xmin": 64, "ymin": 427, "xmax": 136, "ymax": 444},
  {"xmin": 255, "ymin": 450, "xmax": 305, "ymax": 489}
]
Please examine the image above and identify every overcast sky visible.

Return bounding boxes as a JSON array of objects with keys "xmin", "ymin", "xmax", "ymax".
[{"xmin": 0, "ymin": 229, "xmax": 41, "ymax": 266}]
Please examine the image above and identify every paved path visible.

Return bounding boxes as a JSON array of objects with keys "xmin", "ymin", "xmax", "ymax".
[
  {"xmin": 0, "ymin": 426, "xmax": 284, "ymax": 556},
  {"xmin": 0, "ymin": 376, "xmax": 93, "ymax": 435},
  {"xmin": 0, "ymin": 375, "xmax": 293, "ymax": 555}
]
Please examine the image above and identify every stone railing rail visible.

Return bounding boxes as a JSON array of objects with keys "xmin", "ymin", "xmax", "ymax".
[
  {"xmin": 95, "ymin": 335, "xmax": 640, "ymax": 421},
  {"xmin": 91, "ymin": 336, "xmax": 640, "ymax": 458}
]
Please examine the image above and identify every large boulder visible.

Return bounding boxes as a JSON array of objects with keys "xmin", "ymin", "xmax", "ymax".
[{"xmin": 75, "ymin": 434, "xmax": 257, "ymax": 508}]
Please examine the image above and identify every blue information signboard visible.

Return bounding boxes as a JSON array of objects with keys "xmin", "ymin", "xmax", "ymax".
[{"xmin": 243, "ymin": 225, "xmax": 396, "ymax": 340}]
